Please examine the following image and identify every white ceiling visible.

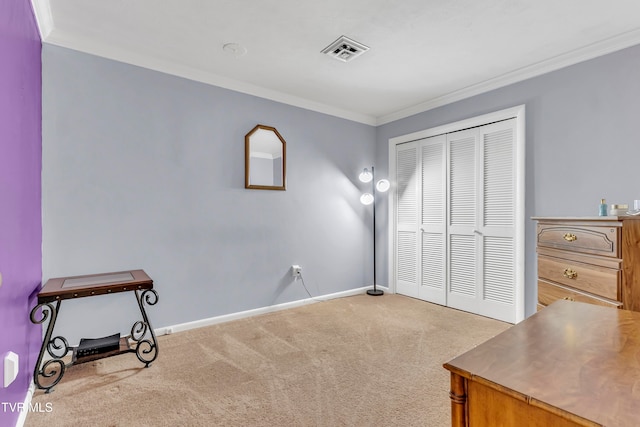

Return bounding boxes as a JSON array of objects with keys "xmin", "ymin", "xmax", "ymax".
[{"xmin": 32, "ymin": 0, "xmax": 640, "ymax": 125}]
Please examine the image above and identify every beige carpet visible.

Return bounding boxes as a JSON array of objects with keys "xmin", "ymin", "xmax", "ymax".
[{"xmin": 25, "ymin": 294, "xmax": 510, "ymax": 427}]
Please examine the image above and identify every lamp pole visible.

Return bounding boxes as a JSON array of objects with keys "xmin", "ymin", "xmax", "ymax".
[{"xmin": 367, "ymin": 166, "xmax": 383, "ymax": 296}]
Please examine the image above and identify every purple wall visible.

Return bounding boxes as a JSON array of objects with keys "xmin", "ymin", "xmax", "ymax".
[{"xmin": 0, "ymin": 0, "xmax": 42, "ymax": 425}]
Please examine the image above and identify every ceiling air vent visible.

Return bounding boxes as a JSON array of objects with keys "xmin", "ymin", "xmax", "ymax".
[{"xmin": 321, "ymin": 36, "xmax": 369, "ymax": 62}]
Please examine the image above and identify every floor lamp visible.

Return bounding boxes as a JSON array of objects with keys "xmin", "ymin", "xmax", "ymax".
[{"xmin": 359, "ymin": 166, "xmax": 390, "ymax": 296}]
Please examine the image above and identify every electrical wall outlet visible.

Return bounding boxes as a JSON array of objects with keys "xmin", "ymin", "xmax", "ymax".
[{"xmin": 291, "ymin": 265, "xmax": 302, "ymax": 278}]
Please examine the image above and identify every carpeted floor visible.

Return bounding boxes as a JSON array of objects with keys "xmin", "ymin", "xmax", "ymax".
[{"xmin": 25, "ymin": 294, "xmax": 510, "ymax": 427}]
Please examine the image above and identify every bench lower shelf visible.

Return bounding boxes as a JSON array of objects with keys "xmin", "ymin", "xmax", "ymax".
[{"xmin": 72, "ymin": 337, "xmax": 132, "ymax": 365}]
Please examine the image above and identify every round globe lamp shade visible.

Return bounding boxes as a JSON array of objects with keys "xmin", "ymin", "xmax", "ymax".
[
  {"xmin": 360, "ymin": 193, "xmax": 374, "ymax": 205},
  {"xmin": 359, "ymin": 168, "xmax": 373, "ymax": 183},
  {"xmin": 376, "ymin": 179, "xmax": 390, "ymax": 192}
]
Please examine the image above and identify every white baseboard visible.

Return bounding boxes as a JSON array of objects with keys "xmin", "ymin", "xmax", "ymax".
[
  {"xmin": 154, "ymin": 286, "xmax": 388, "ymax": 336},
  {"xmin": 15, "ymin": 381, "xmax": 35, "ymax": 427}
]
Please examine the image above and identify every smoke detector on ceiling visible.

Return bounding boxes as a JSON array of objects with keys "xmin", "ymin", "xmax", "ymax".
[
  {"xmin": 222, "ymin": 43, "xmax": 247, "ymax": 57},
  {"xmin": 321, "ymin": 36, "xmax": 369, "ymax": 62}
]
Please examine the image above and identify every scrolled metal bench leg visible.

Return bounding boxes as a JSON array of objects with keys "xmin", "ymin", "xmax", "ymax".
[
  {"xmin": 30, "ymin": 301, "xmax": 70, "ymax": 393},
  {"xmin": 130, "ymin": 289, "xmax": 159, "ymax": 367}
]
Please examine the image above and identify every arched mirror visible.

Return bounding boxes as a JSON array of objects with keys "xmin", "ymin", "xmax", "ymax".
[{"xmin": 245, "ymin": 124, "xmax": 286, "ymax": 190}]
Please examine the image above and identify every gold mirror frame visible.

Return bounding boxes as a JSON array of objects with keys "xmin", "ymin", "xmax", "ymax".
[{"xmin": 245, "ymin": 124, "xmax": 286, "ymax": 190}]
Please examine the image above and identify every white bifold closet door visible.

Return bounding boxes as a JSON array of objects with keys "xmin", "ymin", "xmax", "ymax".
[{"xmin": 395, "ymin": 118, "xmax": 517, "ymax": 323}]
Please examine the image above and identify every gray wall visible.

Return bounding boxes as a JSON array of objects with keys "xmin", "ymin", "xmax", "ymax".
[
  {"xmin": 43, "ymin": 41, "xmax": 640, "ymax": 335},
  {"xmin": 43, "ymin": 45, "xmax": 376, "ymax": 343},
  {"xmin": 376, "ymin": 43, "xmax": 640, "ymax": 317}
]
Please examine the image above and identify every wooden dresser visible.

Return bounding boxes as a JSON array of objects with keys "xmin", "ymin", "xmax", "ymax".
[
  {"xmin": 533, "ymin": 216, "xmax": 640, "ymax": 312},
  {"xmin": 443, "ymin": 300, "xmax": 640, "ymax": 426}
]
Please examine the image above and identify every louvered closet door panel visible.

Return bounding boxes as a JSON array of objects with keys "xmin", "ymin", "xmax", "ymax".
[
  {"xmin": 422, "ymin": 140, "xmax": 445, "ymax": 226},
  {"xmin": 449, "ymin": 235, "xmax": 476, "ymax": 296},
  {"xmin": 475, "ymin": 119, "xmax": 517, "ymax": 322},
  {"xmin": 449, "ymin": 132, "xmax": 476, "ymax": 228},
  {"xmin": 395, "ymin": 141, "xmax": 420, "ymax": 298},
  {"xmin": 483, "ymin": 123, "xmax": 515, "ymax": 228},
  {"xmin": 446, "ymin": 128, "xmax": 481, "ymax": 315},
  {"xmin": 422, "ymin": 233, "xmax": 445, "ymax": 290},
  {"xmin": 419, "ymin": 136, "xmax": 447, "ymax": 304},
  {"xmin": 483, "ymin": 237, "xmax": 514, "ymax": 304},
  {"xmin": 397, "ymin": 233, "xmax": 417, "ymax": 284}
]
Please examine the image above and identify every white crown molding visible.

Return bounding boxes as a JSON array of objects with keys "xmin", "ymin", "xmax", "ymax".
[
  {"xmin": 376, "ymin": 28, "xmax": 640, "ymax": 126},
  {"xmin": 43, "ymin": 31, "xmax": 378, "ymax": 126},
  {"xmin": 30, "ymin": 0, "xmax": 53, "ymax": 40},
  {"xmin": 40, "ymin": 19, "xmax": 640, "ymax": 127}
]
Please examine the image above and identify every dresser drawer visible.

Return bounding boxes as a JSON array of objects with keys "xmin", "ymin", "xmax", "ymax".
[
  {"xmin": 538, "ymin": 280, "xmax": 622, "ymax": 309},
  {"xmin": 536, "ymin": 224, "xmax": 619, "ymax": 257},
  {"xmin": 538, "ymin": 255, "xmax": 620, "ymax": 301}
]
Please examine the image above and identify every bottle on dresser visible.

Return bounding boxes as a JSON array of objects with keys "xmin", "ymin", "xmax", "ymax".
[{"xmin": 599, "ymin": 199, "xmax": 607, "ymax": 216}]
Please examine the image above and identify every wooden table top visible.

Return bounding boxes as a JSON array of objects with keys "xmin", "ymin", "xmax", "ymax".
[
  {"xmin": 444, "ymin": 300, "xmax": 640, "ymax": 427},
  {"xmin": 38, "ymin": 269, "xmax": 153, "ymax": 303}
]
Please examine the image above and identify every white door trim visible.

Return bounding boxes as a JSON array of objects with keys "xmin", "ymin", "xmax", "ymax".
[{"xmin": 387, "ymin": 104, "xmax": 526, "ymax": 323}]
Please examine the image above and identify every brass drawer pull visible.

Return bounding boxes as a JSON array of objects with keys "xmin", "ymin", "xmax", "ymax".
[
  {"xmin": 563, "ymin": 296, "xmax": 575, "ymax": 301},
  {"xmin": 563, "ymin": 233, "xmax": 577, "ymax": 242},
  {"xmin": 563, "ymin": 268, "xmax": 578, "ymax": 279}
]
